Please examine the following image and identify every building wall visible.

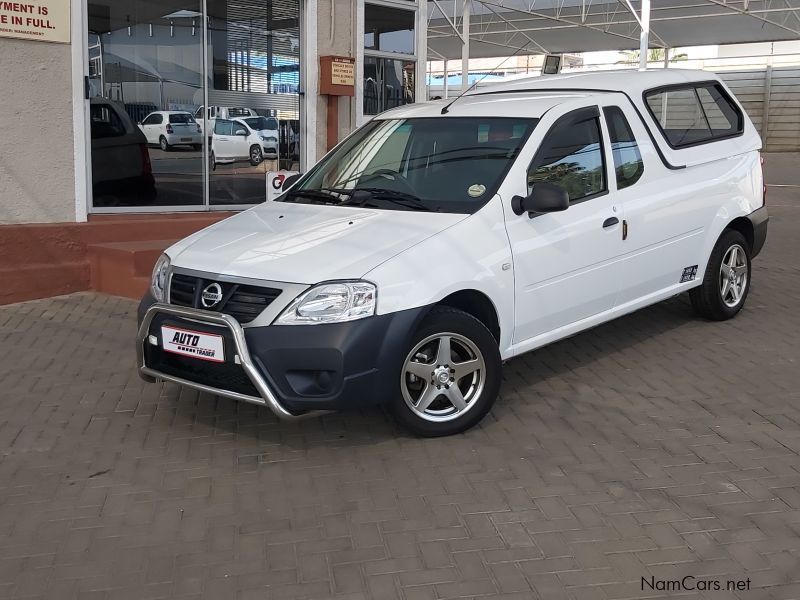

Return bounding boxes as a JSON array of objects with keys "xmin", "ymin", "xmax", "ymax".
[{"xmin": 0, "ymin": 38, "xmax": 76, "ymax": 224}]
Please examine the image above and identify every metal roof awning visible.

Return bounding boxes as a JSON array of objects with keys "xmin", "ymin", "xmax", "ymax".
[{"xmin": 427, "ymin": 0, "xmax": 800, "ymax": 60}]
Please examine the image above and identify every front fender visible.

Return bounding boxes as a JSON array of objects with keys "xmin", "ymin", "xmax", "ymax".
[{"xmin": 364, "ymin": 198, "xmax": 515, "ymax": 357}]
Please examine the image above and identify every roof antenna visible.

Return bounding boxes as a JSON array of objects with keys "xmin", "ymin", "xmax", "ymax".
[{"xmin": 440, "ymin": 40, "xmax": 534, "ymax": 115}]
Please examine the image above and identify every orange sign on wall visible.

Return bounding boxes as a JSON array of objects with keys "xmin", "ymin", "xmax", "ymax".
[{"xmin": 320, "ymin": 55, "xmax": 355, "ymax": 96}]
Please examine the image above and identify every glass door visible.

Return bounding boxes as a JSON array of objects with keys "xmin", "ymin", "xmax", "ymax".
[
  {"xmin": 86, "ymin": 0, "xmax": 302, "ymax": 211},
  {"xmin": 206, "ymin": 0, "xmax": 301, "ymax": 206},
  {"xmin": 87, "ymin": 0, "xmax": 206, "ymax": 208}
]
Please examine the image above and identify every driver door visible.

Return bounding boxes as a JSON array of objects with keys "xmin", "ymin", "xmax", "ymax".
[{"xmin": 505, "ymin": 106, "xmax": 625, "ymax": 347}]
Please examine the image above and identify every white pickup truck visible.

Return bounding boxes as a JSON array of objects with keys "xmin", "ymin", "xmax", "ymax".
[{"xmin": 139, "ymin": 69, "xmax": 768, "ymax": 437}]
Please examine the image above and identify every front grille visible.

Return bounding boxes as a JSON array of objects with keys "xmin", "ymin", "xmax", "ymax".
[
  {"xmin": 145, "ymin": 344, "xmax": 260, "ymax": 397},
  {"xmin": 169, "ymin": 273, "xmax": 281, "ymax": 324}
]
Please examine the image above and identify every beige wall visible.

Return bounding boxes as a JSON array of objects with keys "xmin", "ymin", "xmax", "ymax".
[
  {"xmin": 0, "ymin": 38, "xmax": 76, "ymax": 224},
  {"xmin": 315, "ymin": 0, "xmax": 357, "ymax": 162}
]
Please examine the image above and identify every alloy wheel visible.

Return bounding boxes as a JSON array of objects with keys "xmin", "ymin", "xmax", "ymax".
[
  {"xmin": 719, "ymin": 243, "xmax": 748, "ymax": 308},
  {"xmin": 401, "ymin": 332, "xmax": 485, "ymax": 423}
]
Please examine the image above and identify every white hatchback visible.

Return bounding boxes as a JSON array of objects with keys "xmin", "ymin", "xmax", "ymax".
[
  {"xmin": 138, "ymin": 69, "xmax": 768, "ymax": 437},
  {"xmin": 210, "ymin": 117, "xmax": 280, "ymax": 168},
  {"xmin": 138, "ymin": 111, "xmax": 202, "ymax": 151}
]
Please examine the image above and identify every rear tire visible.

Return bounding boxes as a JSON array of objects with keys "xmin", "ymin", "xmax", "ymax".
[
  {"xmin": 159, "ymin": 136, "xmax": 170, "ymax": 152},
  {"xmin": 690, "ymin": 229, "xmax": 751, "ymax": 321},
  {"xmin": 192, "ymin": 144, "xmax": 202, "ymax": 151},
  {"xmin": 390, "ymin": 307, "xmax": 501, "ymax": 437}
]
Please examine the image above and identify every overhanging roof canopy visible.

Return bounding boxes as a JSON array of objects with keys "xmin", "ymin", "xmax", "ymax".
[{"xmin": 427, "ymin": 0, "xmax": 800, "ymax": 59}]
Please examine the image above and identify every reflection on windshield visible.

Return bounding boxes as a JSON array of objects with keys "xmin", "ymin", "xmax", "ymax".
[{"xmin": 282, "ymin": 117, "xmax": 537, "ymax": 213}]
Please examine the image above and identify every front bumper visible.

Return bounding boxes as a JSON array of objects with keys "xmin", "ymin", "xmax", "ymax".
[{"xmin": 137, "ymin": 294, "xmax": 428, "ymax": 417}]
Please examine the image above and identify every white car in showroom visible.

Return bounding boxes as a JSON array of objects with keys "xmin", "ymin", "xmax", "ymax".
[
  {"xmin": 194, "ymin": 105, "xmax": 260, "ymax": 137},
  {"xmin": 210, "ymin": 116, "xmax": 279, "ymax": 168},
  {"xmin": 138, "ymin": 111, "xmax": 202, "ymax": 151},
  {"xmin": 138, "ymin": 69, "xmax": 768, "ymax": 437}
]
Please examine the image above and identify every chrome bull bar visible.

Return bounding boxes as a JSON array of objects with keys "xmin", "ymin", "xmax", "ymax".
[{"xmin": 136, "ymin": 303, "xmax": 329, "ymax": 420}]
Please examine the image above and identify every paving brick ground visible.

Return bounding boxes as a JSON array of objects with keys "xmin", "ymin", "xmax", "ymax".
[{"xmin": 1, "ymin": 158, "xmax": 800, "ymax": 599}]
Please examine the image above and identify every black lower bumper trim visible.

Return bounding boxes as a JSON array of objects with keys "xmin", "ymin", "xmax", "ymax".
[
  {"xmin": 244, "ymin": 307, "xmax": 429, "ymax": 412},
  {"xmin": 748, "ymin": 205, "xmax": 768, "ymax": 258},
  {"xmin": 138, "ymin": 292, "xmax": 431, "ymax": 413}
]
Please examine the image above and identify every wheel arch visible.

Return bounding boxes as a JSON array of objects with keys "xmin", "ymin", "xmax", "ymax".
[
  {"xmin": 434, "ymin": 289, "xmax": 501, "ymax": 345},
  {"xmin": 725, "ymin": 216, "xmax": 755, "ymax": 252}
]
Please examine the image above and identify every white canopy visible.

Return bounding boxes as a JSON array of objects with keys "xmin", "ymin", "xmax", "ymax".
[{"xmin": 427, "ymin": 0, "xmax": 800, "ymax": 59}]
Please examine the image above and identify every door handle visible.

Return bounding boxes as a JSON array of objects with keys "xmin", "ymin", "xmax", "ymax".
[{"xmin": 602, "ymin": 217, "xmax": 619, "ymax": 229}]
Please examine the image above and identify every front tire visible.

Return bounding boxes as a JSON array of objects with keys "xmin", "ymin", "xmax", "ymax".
[
  {"xmin": 690, "ymin": 229, "xmax": 751, "ymax": 320},
  {"xmin": 249, "ymin": 145, "xmax": 263, "ymax": 166},
  {"xmin": 391, "ymin": 307, "xmax": 501, "ymax": 437}
]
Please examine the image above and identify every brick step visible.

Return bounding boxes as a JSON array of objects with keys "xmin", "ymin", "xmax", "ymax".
[
  {"xmin": 1, "ymin": 262, "xmax": 90, "ymax": 305},
  {"xmin": 88, "ymin": 239, "xmax": 175, "ymax": 300},
  {"xmin": 0, "ymin": 213, "xmax": 232, "ymax": 265},
  {"xmin": 0, "ymin": 212, "xmax": 231, "ymax": 305}
]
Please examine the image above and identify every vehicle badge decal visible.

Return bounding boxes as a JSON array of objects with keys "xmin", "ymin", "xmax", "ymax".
[{"xmin": 201, "ymin": 283, "xmax": 224, "ymax": 308}]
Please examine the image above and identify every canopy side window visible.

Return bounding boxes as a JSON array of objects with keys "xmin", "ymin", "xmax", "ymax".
[{"xmin": 644, "ymin": 83, "xmax": 744, "ymax": 149}]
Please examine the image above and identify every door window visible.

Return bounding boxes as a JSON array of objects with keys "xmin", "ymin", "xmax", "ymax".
[
  {"xmin": 527, "ymin": 112, "xmax": 606, "ymax": 203},
  {"xmin": 215, "ymin": 120, "xmax": 234, "ymax": 135},
  {"xmin": 603, "ymin": 106, "xmax": 644, "ymax": 190}
]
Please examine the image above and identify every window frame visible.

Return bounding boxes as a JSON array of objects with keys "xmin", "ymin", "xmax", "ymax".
[
  {"xmin": 362, "ymin": 0, "xmax": 420, "ymax": 118},
  {"xmin": 642, "ymin": 81, "xmax": 744, "ymax": 150},
  {"xmin": 602, "ymin": 105, "xmax": 644, "ymax": 191},
  {"xmin": 526, "ymin": 105, "xmax": 609, "ymax": 206}
]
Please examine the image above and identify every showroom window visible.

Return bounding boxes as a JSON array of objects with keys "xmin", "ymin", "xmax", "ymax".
[
  {"xmin": 363, "ymin": 1, "xmax": 418, "ymax": 116},
  {"xmin": 86, "ymin": 0, "xmax": 301, "ymax": 210}
]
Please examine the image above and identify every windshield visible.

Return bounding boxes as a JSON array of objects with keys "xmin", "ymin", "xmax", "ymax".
[
  {"xmin": 244, "ymin": 116, "xmax": 278, "ymax": 131},
  {"xmin": 281, "ymin": 117, "xmax": 537, "ymax": 213},
  {"xmin": 169, "ymin": 113, "xmax": 194, "ymax": 124}
]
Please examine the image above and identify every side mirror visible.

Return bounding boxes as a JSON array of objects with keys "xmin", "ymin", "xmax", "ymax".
[
  {"xmin": 282, "ymin": 173, "xmax": 302, "ymax": 190},
  {"xmin": 511, "ymin": 182, "xmax": 570, "ymax": 218},
  {"xmin": 235, "ymin": 128, "xmax": 248, "ymax": 136}
]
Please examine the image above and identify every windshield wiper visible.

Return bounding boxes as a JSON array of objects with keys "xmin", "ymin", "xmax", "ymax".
[
  {"xmin": 281, "ymin": 188, "xmax": 343, "ymax": 204},
  {"xmin": 351, "ymin": 188, "xmax": 433, "ymax": 212}
]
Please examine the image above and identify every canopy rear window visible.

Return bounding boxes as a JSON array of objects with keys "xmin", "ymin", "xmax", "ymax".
[{"xmin": 644, "ymin": 83, "xmax": 743, "ymax": 149}]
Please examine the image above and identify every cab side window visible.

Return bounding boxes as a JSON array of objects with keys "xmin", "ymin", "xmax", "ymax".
[
  {"xmin": 603, "ymin": 106, "xmax": 644, "ymax": 190},
  {"xmin": 527, "ymin": 112, "xmax": 606, "ymax": 204}
]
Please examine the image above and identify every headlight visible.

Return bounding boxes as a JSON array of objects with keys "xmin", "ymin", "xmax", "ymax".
[
  {"xmin": 275, "ymin": 281, "xmax": 376, "ymax": 325},
  {"xmin": 150, "ymin": 253, "xmax": 170, "ymax": 302}
]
